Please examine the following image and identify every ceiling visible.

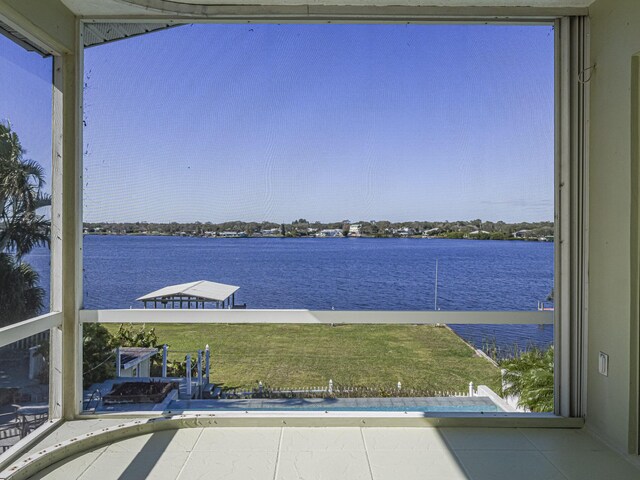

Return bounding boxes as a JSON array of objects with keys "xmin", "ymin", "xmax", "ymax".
[
  {"xmin": 62, "ymin": 0, "xmax": 594, "ymax": 17},
  {"xmin": 83, "ymin": 22, "xmax": 176, "ymax": 47}
]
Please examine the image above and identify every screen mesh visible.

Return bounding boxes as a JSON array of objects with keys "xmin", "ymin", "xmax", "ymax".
[
  {"xmin": 0, "ymin": 33, "xmax": 52, "ymax": 327},
  {"xmin": 82, "ymin": 24, "xmax": 554, "ymax": 321}
]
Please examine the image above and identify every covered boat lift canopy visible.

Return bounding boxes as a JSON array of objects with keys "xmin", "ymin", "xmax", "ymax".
[{"xmin": 137, "ymin": 280, "xmax": 240, "ymax": 309}]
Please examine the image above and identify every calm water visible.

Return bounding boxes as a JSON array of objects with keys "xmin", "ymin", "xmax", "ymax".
[{"xmin": 27, "ymin": 236, "xmax": 554, "ymax": 354}]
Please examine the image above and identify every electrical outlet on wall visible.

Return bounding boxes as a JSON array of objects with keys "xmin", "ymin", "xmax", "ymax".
[{"xmin": 598, "ymin": 352, "xmax": 609, "ymax": 376}]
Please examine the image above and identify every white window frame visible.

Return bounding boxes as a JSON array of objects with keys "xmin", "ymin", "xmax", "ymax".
[
  {"xmin": 631, "ymin": 52, "xmax": 640, "ymax": 456},
  {"xmin": 75, "ymin": 13, "xmax": 589, "ymax": 423},
  {"xmin": 0, "ymin": 13, "xmax": 67, "ymax": 467},
  {"xmin": 555, "ymin": 15, "xmax": 590, "ymax": 419},
  {"xmin": 0, "ymin": 7, "xmax": 591, "ymax": 474},
  {"xmin": 0, "ymin": 7, "xmax": 591, "ymax": 448}
]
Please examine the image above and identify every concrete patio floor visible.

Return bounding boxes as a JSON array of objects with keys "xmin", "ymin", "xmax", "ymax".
[{"xmin": 6, "ymin": 420, "xmax": 639, "ymax": 480}]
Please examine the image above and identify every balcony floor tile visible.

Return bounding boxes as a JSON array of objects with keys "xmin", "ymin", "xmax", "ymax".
[
  {"xmin": 367, "ymin": 448, "xmax": 468, "ymax": 480},
  {"xmin": 193, "ymin": 427, "xmax": 281, "ymax": 452},
  {"xmin": 440, "ymin": 427, "xmax": 537, "ymax": 450},
  {"xmin": 276, "ymin": 450, "xmax": 372, "ymax": 480},
  {"xmin": 8, "ymin": 425, "xmax": 640, "ymax": 480},
  {"xmin": 280, "ymin": 427, "xmax": 366, "ymax": 452},
  {"xmin": 77, "ymin": 450, "xmax": 190, "ymax": 480},
  {"xmin": 104, "ymin": 428, "xmax": 203, "ymax": 453},
  {"xmin": 177, "ymin": 451, "xmax": 278, "ymax": 480},
  {"xmin": 518, "ymin": 428, "xmax": 606, "ymax": 452},
  {"xmin": 362, "ymin": 427, "xmax": 449, "ymax": 451},
  {"xmin": 542, "ymin": 449, "xmax": 640, "ymax": 480},
  {"xmin": 28, "ymin": 447, "xmax": 107, "ymax": 480},
  {"xmin": 454, "ymin": 450, "xmax": 567, "ymax": 480}
]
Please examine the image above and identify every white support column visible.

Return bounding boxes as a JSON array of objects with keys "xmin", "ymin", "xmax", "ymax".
[
  {"xmin": 115, "ymin": 347, "xmax": 121, "ymax": 378},
  {"xmin": 49, "ymin": 54, "xmax": 64, "ymax": 422},
  {"xmin": 197, "ymin": 349, "xmax": 202, "ymax": 389},
  {"xmin": 185, "ymin": 354, "xmax": 192, "ymax": 398},
  {"xmin": 205, "ymin": 344, "xmax": 210, "ymax": 384},
  {"xmin": 60, "ymin": 19, "xmax": 84, "ymax": 420},
  {"xmin": 162, "ymin": 344, "xmax": 168, "ymax": 377}
]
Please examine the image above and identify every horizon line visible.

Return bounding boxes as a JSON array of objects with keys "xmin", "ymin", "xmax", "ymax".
[{"xmin": 82, "ymin": 219, "xmax": 555, "ymax": 225}]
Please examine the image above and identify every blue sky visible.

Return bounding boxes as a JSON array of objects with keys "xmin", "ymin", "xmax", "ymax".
[
  {"xmin": 0, "ymin": 34, "xmax": 52, "ymax": 191},
  {"xmin": 1, "ymin": 24, "xmax": 555, "ymax": 224}
]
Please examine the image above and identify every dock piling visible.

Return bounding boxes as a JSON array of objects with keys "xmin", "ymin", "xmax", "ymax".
[{"xmin": 185, "ymin": 354, "xmax": 192, "ymax": 398}]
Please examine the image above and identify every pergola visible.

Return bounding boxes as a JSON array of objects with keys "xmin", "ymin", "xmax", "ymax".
[{"xmin": 136, "ymin": 280, "xmax": 239, "ymax": 309}]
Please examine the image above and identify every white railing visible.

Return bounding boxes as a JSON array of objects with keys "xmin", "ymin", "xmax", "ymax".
[
  {"xmin": 0, "ymin": 312, "xmax": 62, "ymax": 466},
  {"xmin": 0, "ymin": 312, "xmax": 62, "ymax": 349},
  {"xmin": 77, "ymin": 308, "xmax": 553, "ymax": 418},
  {"xmin": 79, "ymin": 309, "xmax": 553, "ymax": 325}
]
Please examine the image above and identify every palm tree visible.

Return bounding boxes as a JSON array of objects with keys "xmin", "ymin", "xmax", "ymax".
[
  {"xmin": 501, "ymin": 346, "xmax": 554, "ymax": 412},
  {"xmin": 0, "ymin": 122, "xmax": 51, "ymax": 257},
  {"xmin": 0, "ymin": 122, "xmax": 50, "ymax": 326},
  {"xmin": 0, "ymin": 253, "xmax": 45, "ymax": 326}
]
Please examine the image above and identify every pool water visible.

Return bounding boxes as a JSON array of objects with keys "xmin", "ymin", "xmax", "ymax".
[{"xmin": 165, "ymin": 396, "xmax": 503, "ymax": 413}]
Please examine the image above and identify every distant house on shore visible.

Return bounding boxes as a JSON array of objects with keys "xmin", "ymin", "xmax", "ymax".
[
  {"xmin": 469, "ymin": 230, "xmax": 490, "ymax": 236},
  {"xmin": 395, "ymin": 227, "xmax": 415, "ymax": 237},
  {"xmin": 422, "ymin": 227, "xmax": 441, "ymax": 238},
  {"xmin": 317, "ymin": 229, "xmax": 343, "ymax": 237},
  {"xmin": 220, "ymin": 231, "xmax": 247, "ymax": 238},
  {"xmin": 262, "ymin": 228, "xmax": 280, "ymax": 236},
  {"xmin": 513, "ymin": 229, "xmax": 532, "ymax": 239},
  {"xmin": 348, "ymin": 224, "xmax": 362, "ymax": 237}
]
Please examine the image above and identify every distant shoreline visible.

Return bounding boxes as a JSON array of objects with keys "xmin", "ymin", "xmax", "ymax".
[
  {"xmin": 83, "ymin": 218, "xmax": 555, "ymax": 242},
  {"xmin": 83, "ymin": 232, "xmax": 553, "ymax": 242},
  {"xmin": 83, "ymin": 219, "xmax": 554, "ymax": 242}
]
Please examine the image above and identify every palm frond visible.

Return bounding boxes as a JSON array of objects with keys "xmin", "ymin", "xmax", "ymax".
[
  {"xmin": 0, "ymin": 253, "xmax": 44, "ymax": 326},
  {"xmin": 0, "ymin": 122, "xmax": 51, "ymax": 258},
  {"xmin": 500, "ymin": 346, "xmax": 554, "ymax": 412}
]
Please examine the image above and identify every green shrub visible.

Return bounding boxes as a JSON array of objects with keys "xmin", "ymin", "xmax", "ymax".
[
  {"xmin": 500, "ymin": 346, "xmax": 554, "ymax": 412},
  {"xmin": 83, "ymin": 323, "xmax": 160, "ymax": 388}
]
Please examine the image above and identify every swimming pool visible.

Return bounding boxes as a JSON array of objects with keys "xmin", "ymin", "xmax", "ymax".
[{"xmin": 164, "ymin": 396, "xmax": 503, "ymax": 413}]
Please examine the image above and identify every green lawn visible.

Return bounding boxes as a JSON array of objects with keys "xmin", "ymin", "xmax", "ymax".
[{"xmin": 108, "ymin": 324, "xmax": 501, "ymax": 394}]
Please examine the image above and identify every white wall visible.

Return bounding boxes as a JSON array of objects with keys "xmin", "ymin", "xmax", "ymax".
[{"xmin": 588, "ymin": 0, "xmax": 640, "ymax": 452}]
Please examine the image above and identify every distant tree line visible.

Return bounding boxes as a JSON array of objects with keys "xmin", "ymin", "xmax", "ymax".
[{"xmin": 83, "ymin": 219, "xmax": 554, "ymax": 240}]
